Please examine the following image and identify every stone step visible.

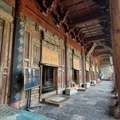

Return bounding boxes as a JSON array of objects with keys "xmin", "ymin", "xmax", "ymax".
[{"xmin": 44, "ymin": 95, "xmax": 71, "ymax": 107}]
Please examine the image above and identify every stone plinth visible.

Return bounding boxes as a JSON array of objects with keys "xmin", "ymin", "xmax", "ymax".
[
  {"xmin": 90, "ymin": 80, "xmax": 97, "ymax": 86},
  {"xmin": 82, "ymin": 82, "xmax": 90, "ymax": 88},
  {"xmin": 65, "ymin": 87, "xmax": 78, "ymax": 96}
]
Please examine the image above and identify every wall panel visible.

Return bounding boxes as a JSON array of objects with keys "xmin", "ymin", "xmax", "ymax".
[
  {"xmin": 42, "ymin": 47, "xmax": 59, "ymax": 65},
  {"xmin": 73, "ymin": 58, "xmax": 80, "ymax": 70}
]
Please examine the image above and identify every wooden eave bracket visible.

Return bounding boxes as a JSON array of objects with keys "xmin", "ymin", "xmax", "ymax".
[{"xmin": 86, "ymin": 42, "xmax": 97, "ymax": 57}]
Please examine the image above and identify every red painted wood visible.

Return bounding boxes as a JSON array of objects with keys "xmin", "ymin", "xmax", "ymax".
[{"xmin": 67, "ymin": 34, "xmax": 82, "ymax": 51}]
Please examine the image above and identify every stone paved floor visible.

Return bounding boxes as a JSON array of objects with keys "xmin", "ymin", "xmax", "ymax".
[{"xmin": 34, "ymin": 81, "xmax": 117, "ymax": 120}]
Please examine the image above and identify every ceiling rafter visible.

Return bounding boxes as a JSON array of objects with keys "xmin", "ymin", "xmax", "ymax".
[
  {"xmin": 66, "ymin": 1, "xmax": 84, "ymax": 8},
  {"xmin": 85, "ymin": 24, "xmax": 92, "ymax": 37},
  {"xmin": 70, "ymin": 14, "xmax": 106, "ymax": 28},
  {"xmin": 93, "ymin": 22, "xmax": 99, "ymax": 35},
  {"xmin": 69, "ymin": 3, "xmax": 97, "ymax": 15},
  {"xmin": 85, "ymin": 35, "xmax": 106, "ymax": 43},
  {"xmin": 70, "ymin": 0, "xmax": 80, "ymax": 16},
  {"xmin": 83, "ymin": 0, "xmax": 91, "ymax": 14}
]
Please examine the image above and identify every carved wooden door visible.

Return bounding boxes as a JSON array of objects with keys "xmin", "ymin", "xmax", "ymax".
[
  {"xmin": 31, "ymin": 36, "xmax": 40, "ymax": 69},
  {"xmin": 0, "ymin": 19, "xmax": 13, "ymax": 105}
]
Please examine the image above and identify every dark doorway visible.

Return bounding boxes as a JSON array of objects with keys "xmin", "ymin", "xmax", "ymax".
[
  {"xmin": 73, "ymin": 69, "xmax": 79, "ymax": 84},
  {"xmin": 42, "ymin": 66, "xmax": 54, "ymax": 93}
]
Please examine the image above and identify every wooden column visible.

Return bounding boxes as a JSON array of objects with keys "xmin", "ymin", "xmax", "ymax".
[
  {"xmin": 10, "ymin": 0, "xmax": 25, "ymax": 108},
  {"xmin": 65, "ymin": 36, "xmax": 70, "ymax": 87},
  {"xmin": 109, "ymin": 0, "xmax": 120, "ymax": 118},
  {"xmin": 81, "ymin": 46, "xmax": 86, "ymax": 83}
]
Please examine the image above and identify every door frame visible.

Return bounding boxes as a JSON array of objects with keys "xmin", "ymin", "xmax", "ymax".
[{"xmin": 41, "ymin": 64, "xmax": 59, "ymax": 95}]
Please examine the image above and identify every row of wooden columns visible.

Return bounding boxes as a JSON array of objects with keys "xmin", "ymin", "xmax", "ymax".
[{"xmin": 10, "ymin": 0, "xmax": 90, "ymax": 108}]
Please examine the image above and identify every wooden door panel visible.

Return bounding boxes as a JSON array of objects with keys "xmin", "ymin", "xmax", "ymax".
[
  {"xmin": 1, "ymin": 75, "xmax": 7, "ymax": 104},
  {"xmin": 24, "ymin": 31, "xmax": 30, "ymax": 67},
  {"xmin": 31, "ymin": 37, "xmax": 40, "ymax": 68},
  {"xmin": 0, "ymin": 21, "xmax": 13, "ymax": 105}
]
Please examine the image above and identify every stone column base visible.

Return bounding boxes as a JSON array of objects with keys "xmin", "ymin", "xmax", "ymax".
[{"xmin": 10, "ymin": 101, "xmax": 20, "ymax": 108}]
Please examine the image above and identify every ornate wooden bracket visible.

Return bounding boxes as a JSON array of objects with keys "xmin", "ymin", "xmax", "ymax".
[
  {"xmin": 69, "ymin": 26, "xmax": 86, "ymax": 44},
  {"xmin": 37, "ymin": 0, "xmax": 70, "ymax": 32},
  {"xmin": 37, "ymin": 0, "xmax": 55, "ymax": 15}
]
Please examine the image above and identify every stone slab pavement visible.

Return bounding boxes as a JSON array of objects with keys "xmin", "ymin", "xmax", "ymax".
[
  {"xmin": 0, "ymin": 105, "xmax": 54, "ymax": 120},
  {"xmin": 34, "ymin": 81, "xmax": 117, "ymax": 120}
]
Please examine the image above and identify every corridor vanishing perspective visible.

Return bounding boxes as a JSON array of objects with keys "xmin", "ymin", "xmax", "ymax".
[
  {"xmin": 1, "ymin": 0, "xmax": 120, "ymax": 119},
  {"xmin": 34, "ymin": 81, "xmax": 116, "ymax": 120}
]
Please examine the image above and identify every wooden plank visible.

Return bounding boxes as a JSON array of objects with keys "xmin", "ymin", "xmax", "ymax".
[
  {"xmin": 73, "ymin": 58, "xmax": 80, "ymax": 70},
  {"xmin": 42, "ymin": 47, "xmax": 59, "ymax": 65},
  {"xmin": 67, "ymin": 34, "xmax": 81, "ymax": 51}
]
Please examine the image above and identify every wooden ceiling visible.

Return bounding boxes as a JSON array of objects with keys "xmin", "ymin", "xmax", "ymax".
[{"xmin": 37, "ymin": 0, "xmax": 112, "ymax": 64}]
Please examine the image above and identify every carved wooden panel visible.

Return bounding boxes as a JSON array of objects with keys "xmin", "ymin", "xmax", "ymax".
[
  {"xmin": 24, "ymin": 31, "xmax": 30, "ymax": 59},
  {"xmin": 0, "ymin": 0, "xmax": 13, "ymax": 15},
  {"xmin": 42, "ymin": 47, "xmax": 59, "ymax": 65},
  {"xmin": 22, "ymin": 25, "xmax": 42, "ymax": 103},
  {"xmin": 26, "ymin": 17, "xmax": 36, "ymax": 30},
  {"xmin": 31, "ymin": 36, "xmax": 40, "ymax": 68},
  {"xmin": 24, "ymin": 31, "xmax": 30, "ymax": 67},
  {"xmin": 0, "ymin": 21, "xmax": 13, "ymax": 104},
  {"xmin": 73, "ymin": 58, "xmax": 80, "ymax": 70}
]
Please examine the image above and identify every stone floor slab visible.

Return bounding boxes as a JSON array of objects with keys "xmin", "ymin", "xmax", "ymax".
[{"xmin": 34, "ymin": 81, "xmax": 116, "ymax": 120}]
